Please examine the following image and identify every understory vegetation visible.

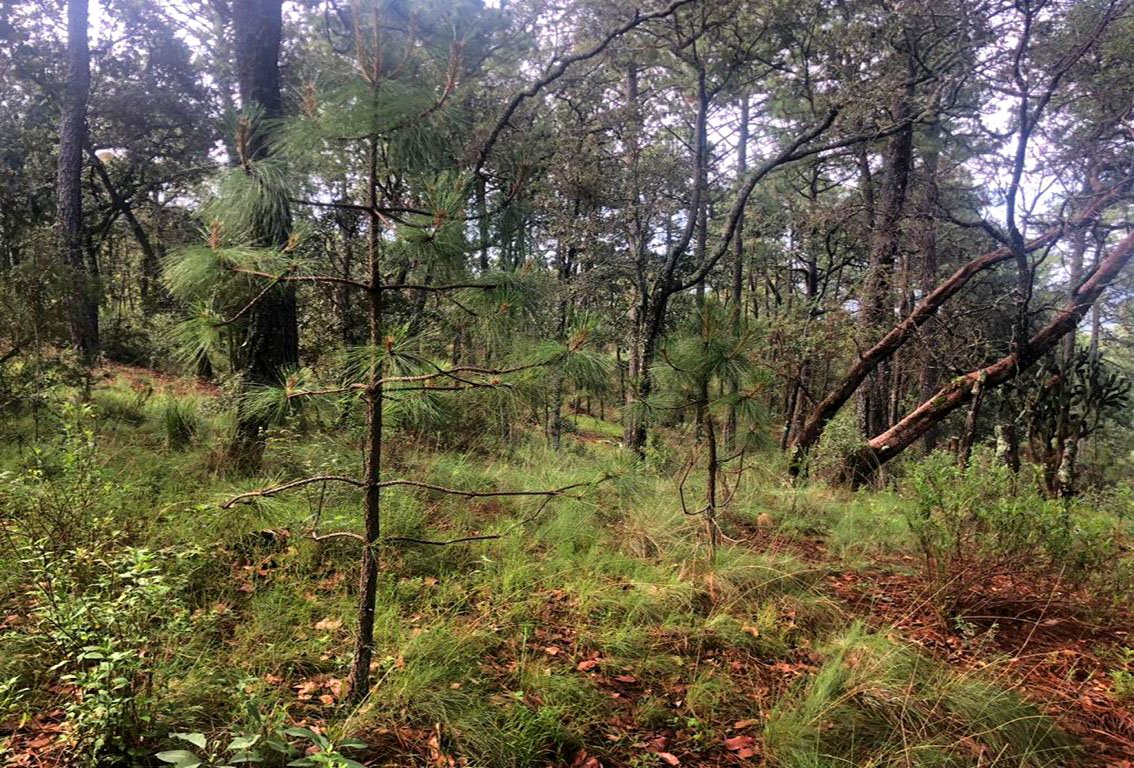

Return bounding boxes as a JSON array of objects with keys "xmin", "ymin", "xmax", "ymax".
[
  {"xmin": 1, "ymin": 373, "xmax": 1131, "ymax": 767},
  {"xmin": 3, "ymin": 0, "xmax": 1134, "ymax": 765}
]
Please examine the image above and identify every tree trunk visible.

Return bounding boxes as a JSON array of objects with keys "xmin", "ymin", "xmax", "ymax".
[
  {"xmin": 58, "ymin": 0, "xmax": 97, "ymax": 365},
  {"xmin": 228, "ymin": 0, "xmax": 299, "ymax": 470},
  {"xmin": 858, "ymin": 82, "xmax": 914, "ymax": 440},
  {"xmin": 704, "ymin": 411, "xmax": 719, "ymax": 560},
  {"xmin": 725, "ymin": 95, "xmax": 749, "ymax": 449},
  {"xmin": 1056, "ymin": 436, "xmax": 1080, "ymax": 499},
  {"xmin": 623, "ymin": 61, "xmax": 709, "ymax": 454},
  {"xmin": 476, "ymin": 175, "xmax": 490, "ymax": 271},
  {"xmin": 1051, "ymin": 226, "xmax": 1088, "ymax": 491},
  {"xmin": 994, "ymin": 423, "xmax": 1020, "ymax": 473},
  {"xmin": 957, "ymin": 372, "xmax": 986, "ymax": 468},
  {"xmin": 348, "ymin": 137, "xmax": 385, "ymax": 703},
  {"xmin": 916, "ymin": 122, "xmax": 942, "ymax": 452}
]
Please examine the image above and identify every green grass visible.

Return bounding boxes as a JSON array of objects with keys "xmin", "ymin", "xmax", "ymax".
[{"xmin": 566, "ymin": 413, "xmax": 623, "ymax": 440}]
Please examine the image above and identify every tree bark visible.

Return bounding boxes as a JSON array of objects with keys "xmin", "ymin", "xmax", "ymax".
[
  {"xmin": 957, "ymin": 372, "xmax": 986, "ymax": 468},
  {"xmin": 915, "ymin": 121, "xmax": 943, "ymax": 451},
  {"xmin": 58, "ymin": 0, "xmax": 97, "ymax": 365},
  {"xmin": 994, "ymin": 423, "xmax": 1020, "ymax": 473},
  {"xmin": 858, "ymin": 78, "xmax": 914, "ymax": 440},
  {"xmin": 704, "ymin": 410, "xmax": 719, "ymax": 560},
  {"xmin": 348, "ymin": 137, "xmax": 385, "ymax": 703}
]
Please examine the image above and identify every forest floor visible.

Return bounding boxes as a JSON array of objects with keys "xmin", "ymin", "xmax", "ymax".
[{"xmin": 1, "ymin": 366, "xmax": 1132, "ymax": 768}]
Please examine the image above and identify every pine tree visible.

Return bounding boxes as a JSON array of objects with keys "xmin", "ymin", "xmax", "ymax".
[
  {"xmin": 633, "ymin": 300, "xmax": 769, "ymax": 557},
  {"xmin": 168, "ymin": 0, "xmax": 609, "ymax": 702}
]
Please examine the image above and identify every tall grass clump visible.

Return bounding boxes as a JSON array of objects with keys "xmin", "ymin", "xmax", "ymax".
[
  {"xmin": 93, "ymin": 384, "xmax": 152, "ymax": 426},
  {"xmin": 159, "ymin": 397, "xmax": 200, "ymax": 450},
  {"xmin": 765, "ymin": 623, "xmax": 1076, "ymax": 767}
]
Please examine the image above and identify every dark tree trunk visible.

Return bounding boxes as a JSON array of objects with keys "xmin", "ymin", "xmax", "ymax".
[
  {"xmin": 228, "ymin": 0, "xmax": 299, "ymax": 470},
  {"xmin": 58, "ymin": 0, "xmax": 97, "ymax": 365},
  {"xmin": 995, "ymin": 423, "xmax": 1020, "ymax": 473},
  {"xmin": 348, "ymin": 137, "xmax": 384, "ymax": 703},
  {"xmin": 858, "ymin": 81, "xmax": 914, "ymax": 440},
  {"xmin": 550, "ymin": 199, "xmax": 578, "ymax": 449},
  {"xmin": 703, "ymin": 411, "xmax": 719, "ymax": 560},
  {"xmin": 476, "ymin": 175, "xmax": 490, "ymax": 271}
]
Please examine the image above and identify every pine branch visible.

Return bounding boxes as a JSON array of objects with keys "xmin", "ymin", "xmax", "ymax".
[
  {"xmin": 376, "ymin": 357, "xmax": 564, "ymax": 386},
  {"xmin": 228, "ymin": 266, "xmax": 371, "ymax": 291},
  {"xmin": 214, "ymin": 267, "xmax": 296, "ymax": 326}
]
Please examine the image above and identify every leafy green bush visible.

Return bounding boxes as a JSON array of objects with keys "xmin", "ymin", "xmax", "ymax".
[
  {"xmin": 907, "ymin": 450, "xmax": 1125, "ymax": 616},
  {"xmin": 0, "ymin": 405, "xmax": 206, "ymax": 765},
  {"xmin": 155, "ymin": 726, "xmax": 367, "ymax": 768},
  {"xmin": 0, "ymin": 403, "xmax": 112, "ymax": 550},
  {"xmin": 11, "ymin": 546, "xmax": 198, "ymax": 766}
]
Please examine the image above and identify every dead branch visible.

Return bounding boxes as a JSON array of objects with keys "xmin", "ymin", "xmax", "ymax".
[{"xmin": 221, "ymin": 475, "xmax": 364, "ymax": 508}]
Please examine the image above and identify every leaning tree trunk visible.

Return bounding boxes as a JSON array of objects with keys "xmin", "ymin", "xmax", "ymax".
[
  {"xmin": 787, "ymin": 190, "xmax": 1116, "ymax": 474},
  {"xmin": 838, "ymin": 230, "xmax": 1134, "ymax": 485},
  {"xmin": 228, "ymin": 0, "xmax": 299, "ymax": 470},
  {"xmin": 58, "ymin": 0, "xmax": 97, "ymax": 366}
]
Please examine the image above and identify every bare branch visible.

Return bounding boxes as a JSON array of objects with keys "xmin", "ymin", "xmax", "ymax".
[
  {"xmin": 221, "ymin": 475, "xmax": 365, "ymax": 508},
  {"xmin": 309, "ymin": 530, "xmax": 366, "ymax": 543},
  {"xmin": 377, "ymin": 477, "xmax": 607, "ymax": 498},
  {"xmin": 474, "ymin": 0, "xmax": 697, "ymax": 176},
  {"xmin": 214, "ymin": 268, "xmax": 295, "ymax": 327}
]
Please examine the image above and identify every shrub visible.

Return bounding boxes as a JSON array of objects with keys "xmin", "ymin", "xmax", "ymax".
[
  {"xmin": 0, "ymin": 403, "xmax": 111, "ymax": 550},
  {"xmin": 9, "ymin": 545, "xmax": 198, "ymax": 766},
  {"xmin": 907, "ymin": 450, "xmax": 1125, "ymax": 617}
]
